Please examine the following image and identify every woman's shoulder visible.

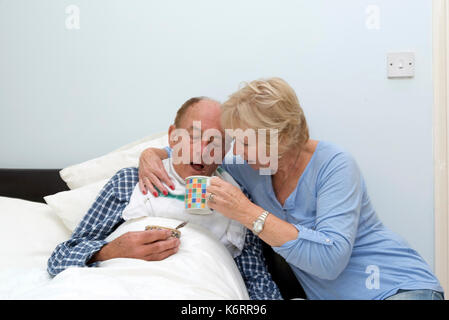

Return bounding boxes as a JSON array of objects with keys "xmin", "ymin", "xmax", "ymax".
[
  {"xmin": 311, "ymin": 140, "xmax": 362, "ymax": 185},
  {"xmin": 313, "ymin": 140, "xmax": 357, "ymax": 167},
  {"xmin": 315, "ymin": 140, "xmax": 348, "ymax": 156}
]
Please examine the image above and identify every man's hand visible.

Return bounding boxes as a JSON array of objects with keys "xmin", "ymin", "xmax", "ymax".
[
  {"xmin": 138, "ymin": 147, "xmax": 174, "ymax": 197},
  {"xmin": 89, "ymin": 229, "xmax": 180, "ymax": 263}
]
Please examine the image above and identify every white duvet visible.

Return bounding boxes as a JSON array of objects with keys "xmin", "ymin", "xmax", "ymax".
[{"xmin": 0, "ymin": 197, "xmax": 249, "ymax": 300}]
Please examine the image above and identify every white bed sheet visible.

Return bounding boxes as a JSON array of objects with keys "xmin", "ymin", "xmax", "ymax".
[{"xmin": 0, "ymin": 197, "xmax": 249, "ymax": 300}]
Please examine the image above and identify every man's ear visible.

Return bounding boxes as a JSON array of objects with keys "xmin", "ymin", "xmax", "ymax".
[{"xmin": 168, "ymin": 124, "xmax": 176, "ymax": 148}]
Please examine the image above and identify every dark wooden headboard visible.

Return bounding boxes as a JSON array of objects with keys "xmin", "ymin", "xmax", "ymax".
[
  {"xmin": 0, "ymin": 168, "xmax": 306, "ymax": 299},
  {"xmin": 0, "ymin": 169, "xmax": 69, "ymax": 203}
]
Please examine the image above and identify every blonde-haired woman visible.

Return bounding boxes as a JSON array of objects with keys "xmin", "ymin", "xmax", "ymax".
[{"xmin": 138, "ymin": 78, "xmax": 443, "ymax": 300}]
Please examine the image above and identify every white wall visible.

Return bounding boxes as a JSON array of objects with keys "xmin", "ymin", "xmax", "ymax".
[{"xmin": 0, "ymin": 1, "xmax": 435, "ymax": 268}]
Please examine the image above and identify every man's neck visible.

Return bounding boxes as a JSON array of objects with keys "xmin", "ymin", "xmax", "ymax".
[{"xmin": 169, "ymin": 159, "xmax": 188, "ymax": 185}]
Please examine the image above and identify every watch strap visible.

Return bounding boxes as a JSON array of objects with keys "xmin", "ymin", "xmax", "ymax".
[{"xmin": 252, "ymin": 210, "xmax": 270, "ymax": 235}]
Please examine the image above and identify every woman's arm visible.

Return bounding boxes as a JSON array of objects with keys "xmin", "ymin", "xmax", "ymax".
[{"xmin": 207, "ymin": 152, "xmax": 363, "ymax": 281}]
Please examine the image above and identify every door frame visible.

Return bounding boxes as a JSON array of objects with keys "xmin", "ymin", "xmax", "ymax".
[{"xmin": 433, "ymin": 0, "xmax": 449, "ymax": 297}]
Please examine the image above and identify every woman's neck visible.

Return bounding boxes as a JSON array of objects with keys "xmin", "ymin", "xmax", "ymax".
[
  {"xmin": 276, "ymin": 146, "xmax": 303, "ymax": 177},
  {"xmin": 271, "ymin": 139, "xmax": 318, "ymax": 206},
  {"xmin": 274, "ymin": 139, "xmax": 319, "ymax": 178}
]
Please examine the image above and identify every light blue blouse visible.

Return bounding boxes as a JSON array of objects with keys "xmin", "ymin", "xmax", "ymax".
[{"xmin": 220, "ymin": 140, "xmax": 443, "ymax": 300}]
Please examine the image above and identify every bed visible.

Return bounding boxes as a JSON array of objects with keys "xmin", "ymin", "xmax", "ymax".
[{"xmin": 0, "ymin": 132, "xmax": 305, "ymax": 300}]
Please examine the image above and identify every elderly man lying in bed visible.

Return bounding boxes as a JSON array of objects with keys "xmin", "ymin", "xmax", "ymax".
[{"xmin": 47, "ymin": 97, "xmax": 282, "ymax": 300}]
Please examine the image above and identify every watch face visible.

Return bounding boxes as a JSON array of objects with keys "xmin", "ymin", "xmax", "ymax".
[{"xmin": 254, "ymin": 220, "xmax": 263, "ymax": 233}]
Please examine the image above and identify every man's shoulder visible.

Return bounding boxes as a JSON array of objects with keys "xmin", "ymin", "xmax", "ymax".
[
  {"xmin": 105, "ymin": 167, "xmax": 139, "ymax": 202},
  {"xmin": 111, "ymin": 167, "xmax": 139, "ymax": 185}
]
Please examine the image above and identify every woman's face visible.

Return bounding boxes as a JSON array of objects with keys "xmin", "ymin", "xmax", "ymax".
[{"xmin": 232, "ymin": 129, "xmax": 279, "ymax": 173}]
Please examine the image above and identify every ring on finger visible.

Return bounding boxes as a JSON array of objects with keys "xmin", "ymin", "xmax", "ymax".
[{"xmin": 207, "ymin": 193, "xmax": 215, "ymax": 203}]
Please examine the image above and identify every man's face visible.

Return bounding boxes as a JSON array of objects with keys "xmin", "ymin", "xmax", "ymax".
[{"xmin": 169, "ymin": 100, "xmax": 226, "ymax": 179}]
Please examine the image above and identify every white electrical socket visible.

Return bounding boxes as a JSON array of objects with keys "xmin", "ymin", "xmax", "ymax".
[{"xmin": 387, "ymin": 52, "xmax": 415, "ymax": 78}]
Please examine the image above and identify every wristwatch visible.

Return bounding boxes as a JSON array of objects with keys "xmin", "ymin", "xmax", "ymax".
[{"xmin": 252, "ymin": 211, "xmax": 270, "ymax": 236}]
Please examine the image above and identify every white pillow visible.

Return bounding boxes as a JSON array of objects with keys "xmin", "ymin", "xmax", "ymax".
[
  {"xmin": 44, "ymin": 179, "xmax": 109, "ymax": 232},
  {"xmin": 60, "ymin": 132, "xmax": 168, "ymax": 189},
  {"xmin": 109, "ymin": 131, "xmax": 167, "ymax": 154},
  {"xmin": 0, "ymin": 197, "xmax": 71, "ymax": 271}
]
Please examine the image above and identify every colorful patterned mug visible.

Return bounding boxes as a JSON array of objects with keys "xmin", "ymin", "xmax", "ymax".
[{"xmin": 184, "ymin": 175, "xmax": 212, "ymax": 215}]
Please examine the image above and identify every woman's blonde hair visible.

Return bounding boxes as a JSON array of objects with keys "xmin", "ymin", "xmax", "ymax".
[{"xmin": 221, "ymin": 77, "xmax": 309, "ymax": 156}]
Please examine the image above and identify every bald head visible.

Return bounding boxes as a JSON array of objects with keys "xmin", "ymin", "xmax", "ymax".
[{"xmin": 174, "ymin": 97, "xmax": 221, "ymax": 127}]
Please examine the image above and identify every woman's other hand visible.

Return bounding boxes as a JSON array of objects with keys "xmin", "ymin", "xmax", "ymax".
[{"xmin": 138, "ymin": 148, "xmax": 174, "ymax": 197}]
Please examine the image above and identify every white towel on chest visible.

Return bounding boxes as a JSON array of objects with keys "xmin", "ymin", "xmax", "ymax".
[{"xmin": 122, "ymin": 158, "xmax": 246, "ymax": 258}]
